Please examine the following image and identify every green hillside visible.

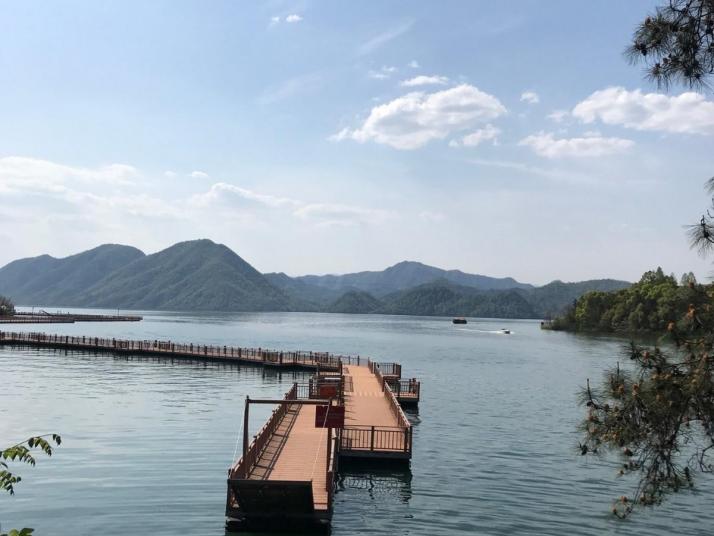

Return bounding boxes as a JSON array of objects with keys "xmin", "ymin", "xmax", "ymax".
[
  {"xmin": 76, "ymin": 239, "xmax": 291, "ymax": 311},
  {"xmin": 0, "ymin": 244, "xmax": 145, "ymax": 306},
  {"xmin": 547, "ymin": 268, "xmax": 710, "ymax": 333},
  {"xmin": 328, "ymin": 290, "xmax": 383, "ymax": 313}
]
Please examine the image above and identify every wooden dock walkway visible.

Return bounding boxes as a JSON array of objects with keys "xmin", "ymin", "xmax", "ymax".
[
  {"xmin": 0, "ymin": 331, "xmax": 358, "ymax": 371},
  {"xmin": 0, "ymin": 329, "xmax": 420, "ymax": 532},
  {"xmin": 226, "ymin": 361, "xmax": 416, "ymax": 532}
]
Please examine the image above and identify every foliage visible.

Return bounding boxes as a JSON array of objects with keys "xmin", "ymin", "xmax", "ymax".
[
  {"xmin": 1, "ymin": 434, "xmax": 62, "ymax": 495},
  {"xmin": 579, "ymin": 307, "xmax": 714, "ymax": 516},
  {"xmin": 0, "ymin": 295, "xmax": 15, "ymax": 316},
  {"xmin": 578, "ymin": 181, "xmax": 714, "ymax": 516},
  {"xmin": 626, "ymin": 0, "xmax": 714, "ymax": 89},
  {"xmin": 1, "ymin": 435, "xmax": 61, "ymax": 535},
  {"xmin": 548, "ymin": 268, "xmax": 710, "ymax": 333},
  {"xmin": 1, "ymin": 529, "xmax": 34, "ymax": 536},
  {"xmin": 687, "ymin": 177, "xmax": 714, "ymax": 255}
]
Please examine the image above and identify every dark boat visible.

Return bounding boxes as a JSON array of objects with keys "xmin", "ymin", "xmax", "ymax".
[{"xmin": 452, "ymin": 317, "xmax": 467, "ymax": 324}]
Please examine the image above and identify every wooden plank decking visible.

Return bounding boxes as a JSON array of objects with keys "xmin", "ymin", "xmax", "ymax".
[
  {"xmin": 247, "ymin": 403, "xmax": 330, "ymax": 510},
  {"xmin": 344, "ymin": 365, "xmax": 401, "ymax": 426}
]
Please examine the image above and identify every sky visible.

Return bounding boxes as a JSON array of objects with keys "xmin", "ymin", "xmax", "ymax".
[{"xmin": 1, "ymin": 0, "xmax": 713, "ymax": 285}]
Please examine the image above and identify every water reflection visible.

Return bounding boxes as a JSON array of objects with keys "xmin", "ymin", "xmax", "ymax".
[{"xmin": 337, "ymin": 465, "xmax": 413, "ymax": 504}]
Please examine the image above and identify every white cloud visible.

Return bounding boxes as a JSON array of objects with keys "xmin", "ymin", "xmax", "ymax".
[
  {"xmin": 547, "ymin": 109, "xmax": 569, "ymax": 123},
  {"xmin": 368, "ymin": 66, "xmax": 397, "ymax": 80},
  {"xmin": 191, "ymin": 183, "xmax": 391, "ymax": 228},
  {"xmin": 408, "ymin": 60, "xmax": 420, "ymax": 69},
  {"xmin": 0, "ymin": 156, "xmax": 136, "ymax": 193},
  {"xmin": 190, "ymin": 170, "xmax": 210, "ymax": 179},
  {"xmin": 572, "ymin": 86, "xmax": 714, "ymax": 134},
  {"xmin": 358, "ymin": 20, "xmax": 414, "ymax": 55},
  {"xmin": 520, "ymin": 91, "xmax": 540, "ymax": 104},
  {"xmin": 285, "ymin": 14, "xmax": 303, "ymax": 23},
  {"xmin": 191, "ymin": 182, "xmax": 299, "ymax": 209},
  {"xmin": 449, "ymin": 124, "xmax": 500, "ymax": 148},
  {"xmin": 518, "ymin": 131, "xmax": 634, "ymax": 158},
  {"xmin": 270, "ymin": 16, "xmax": 281, "ymax": 25},
  {"xmin": 333, "ymin": 84, "xmax": 507, "ymax": 150},
  {"xmin": 164, "ymin": 170, "xmax": 177, "ymax": 179},
  {"xmin": 293, "ymin": 203, "xmax": 392, "ymax": 227},
  {"xmin": 400, "ymin": 75, "xmax": 449, "ymax": 87}
]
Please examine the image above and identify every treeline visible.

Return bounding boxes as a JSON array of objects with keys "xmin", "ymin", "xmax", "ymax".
[{"xmin": 547, "ymin": 268, "xmax": 711, "ymax": 333}]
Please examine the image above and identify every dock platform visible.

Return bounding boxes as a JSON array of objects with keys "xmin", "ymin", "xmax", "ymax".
[
  {"xmin": 0, "ymin": 330, "xmax": 420, "ymax": 532},
  {"xmin": 226, "ymin": 359, "xmax": 416, "ymax": 532}
]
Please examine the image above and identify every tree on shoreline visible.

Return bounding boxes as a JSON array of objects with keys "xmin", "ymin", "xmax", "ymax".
[{"xmin": 579, "ymin": 0, "xmax": 714, "ymax": 517}]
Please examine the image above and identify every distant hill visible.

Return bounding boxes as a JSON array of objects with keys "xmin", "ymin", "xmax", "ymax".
[
  {"xmin": 295, "ymin": 260, "xmax": 532, "ymax": 297},
  {"xmin": 373, "ymin": 279, "xmax": 631, "ymax": 319},
  {"xmin": 0, "ymin": 244, "xmax": 145, "ymax": 306},
  {"xmin": 76, "ymin": 240, "xmax": 291, "ymax": 311},
  {"xmin": 0, "ymin": 240, "xmax": 631, "ymax": 317},
  {"xmin": 328, "ymin": 290, "xmax": 383, "ymax": 314},
  {"xmin": 264, "ymin": 272, "xmax": 342, "ymax": 309},
  {"xmin": 524, "ymin": 279, "xmax": 632, "ymax": 319}
]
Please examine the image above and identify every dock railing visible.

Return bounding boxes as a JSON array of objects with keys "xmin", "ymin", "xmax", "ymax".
[
  {"xmin": 229, "ymin": 384, "xmax": 298, "ymax": 480},
  {"xmin": 385, "ymin": 378, "xmax": 420, "ymax": 400},
  {"xmin": 341, "ymin": 360, "xmax": 413, "ymax": 457},
  {"xmin": 340, "ymin": 425, "xmax": 411, "ymax": 454},
  {"xmin": 369, "ymin": 361, "xmax": 401, "ymax": 379},
  {"xmin": 0, "ymin": 331, "xmax": 361, "ymax": 371}
]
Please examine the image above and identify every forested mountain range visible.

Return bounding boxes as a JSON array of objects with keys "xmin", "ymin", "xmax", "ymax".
[{"xmin": 0, "ymin": 239, "xmax": 630, "ymax": 318}]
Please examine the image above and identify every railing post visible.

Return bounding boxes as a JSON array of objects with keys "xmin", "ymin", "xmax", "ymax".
[
  {"xmin": 243, "ymin": 396, "xmax": 250, "ymax": 459},
  {"xmin": 370, "ymin": 426, "xmax": 375, "ymax": 451}
]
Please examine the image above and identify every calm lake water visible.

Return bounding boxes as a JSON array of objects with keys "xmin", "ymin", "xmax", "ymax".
[{"xmin": 1, "ymin": 310, "xmax": 712, "ymax": 535}]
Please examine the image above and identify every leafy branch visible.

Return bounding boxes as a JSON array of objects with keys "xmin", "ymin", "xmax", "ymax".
[{"xmin": 1, "ymin": 434, "xmax": 62, "ymax": 495}]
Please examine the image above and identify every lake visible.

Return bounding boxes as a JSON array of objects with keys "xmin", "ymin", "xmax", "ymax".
[{"xmin": 1, "ymin": 310, "xmax": 712, "ymax": 535}]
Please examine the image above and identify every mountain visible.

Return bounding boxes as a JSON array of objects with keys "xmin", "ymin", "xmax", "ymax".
[
  {"xmin": 328, "ymin": 290, "xmax": 383, "ymax": 314},
  {"xmin": 0, "ymin": 244, "xmax": 145, "ymax": 306},
  {"xmin": 295, "ymin": 260, "xmax": 532, "ymax": 297},
  {"xmin": 0, "ymin": 240, "xmax": 631, "ymax": 318},
  {"xmin": 376, "ymin": 281, "xmax": 537, "ymax": 318},
  {"xmin": 373, "ymin": 278, "xmax": 631, "ymax": 319},
  {"xmin": 264, "ymin": 272, "xmax": 342, "ymax": 309},
  {"xmin": 524, "ymin": 279, "xmax": 632, "ymax": 319},
  {"xmin": 76, "ymin": 239, "xmax": 291, "ymax": 311}
]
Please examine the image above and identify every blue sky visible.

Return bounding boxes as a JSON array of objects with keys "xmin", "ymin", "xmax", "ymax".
[{"xmin": 1, "ymin": 0, "xmax": 713, "ymax": 284}]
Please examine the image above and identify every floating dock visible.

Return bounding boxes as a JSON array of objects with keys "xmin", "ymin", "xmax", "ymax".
[
  {"xmin": 0, "ymin": 330, "xmax": 421, "ymax": 532},
  {"xmin": 0, "ymin": 312, "xmax": 142, "ymax": 324},
  {"xmin": 226, "ymin": 361, "xmax": 416, "ymax": 532}
]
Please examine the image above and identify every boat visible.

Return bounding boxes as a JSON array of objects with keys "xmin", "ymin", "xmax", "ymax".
[
  {"xmin": 501, "ymin": 328, "xmax": 511, "ymax": 334},
  {"xmin": 452, "ymin": 317, "xmax": 467, "ymax": 324}
]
